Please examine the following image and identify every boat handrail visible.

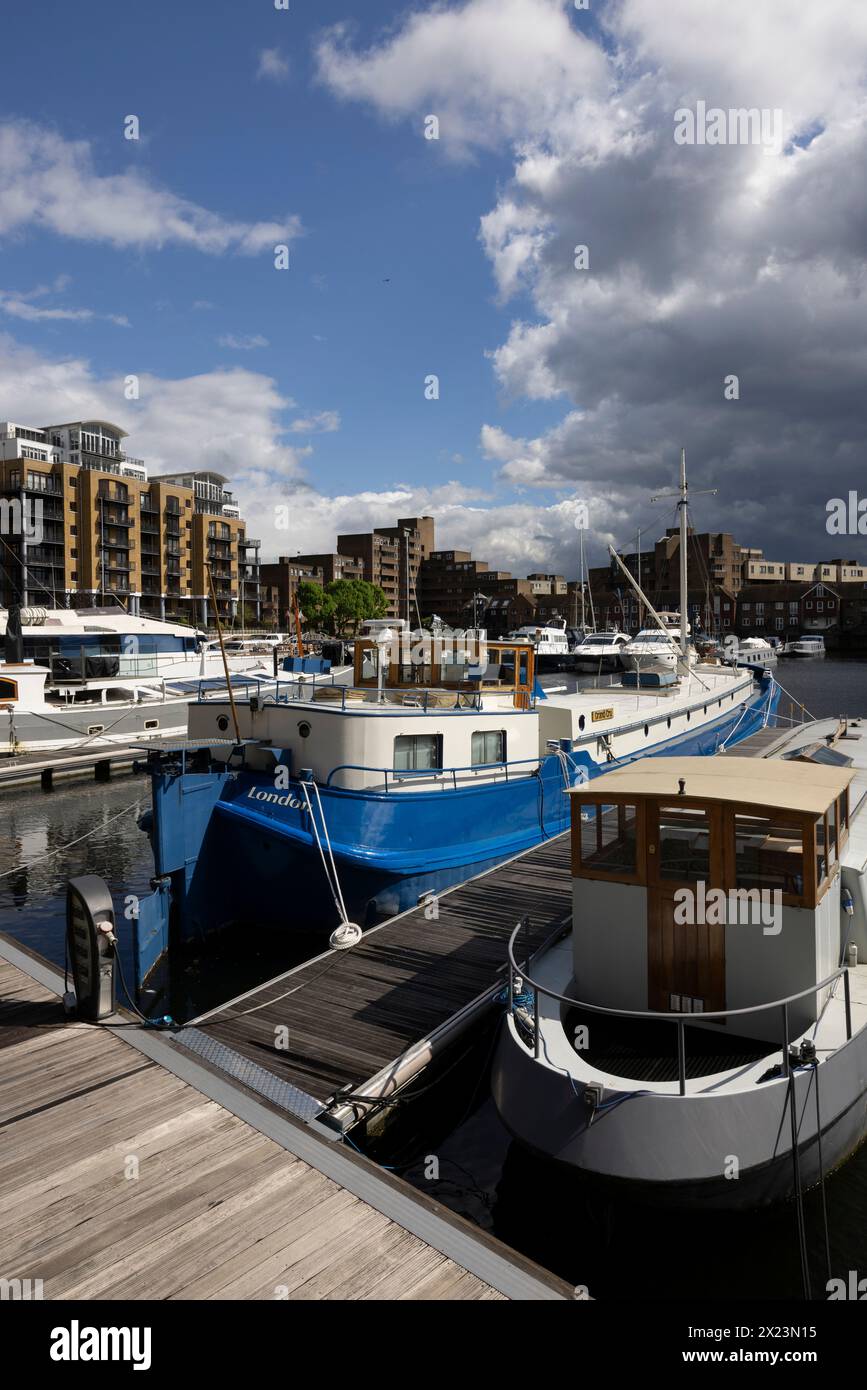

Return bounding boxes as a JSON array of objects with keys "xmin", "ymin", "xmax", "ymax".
[
  {"xmin": 506, "ymin": 917, "xmax": 853, "ymax": 1095},
  {"xmin": 325, "ymin": 753, "xmax": 547, "ymax": 792},
  {"xmin": 200, "ymin": 673, "xmax": 537, "ymax": 714}
]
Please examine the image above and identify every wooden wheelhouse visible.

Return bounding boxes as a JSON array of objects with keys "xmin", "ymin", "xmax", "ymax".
[
  {"xmin": 568, "ymin": 757, "xmax": 854, "ymax": 1037},
  {"xmin": 353, "ymin": 635, "xmax": 536, "ymax": 708}
]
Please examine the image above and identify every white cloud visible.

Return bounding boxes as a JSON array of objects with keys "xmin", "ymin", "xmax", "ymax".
[
  {"xmin": 0, "ymin": 333, "xmax": 633, "ymax": 574},
  {"xmin": 0, "ymin": 281, "xmax": 128, "ymax": 326},
  {"xmin": 0, "ymin": 120, "xmax": 301, "ymax": 254},
  {"xmin": 257, "ymin": 48, "xmax": 290, "ymax": 82},
  {"xmin": 289, "ymin": 410, "xmax": 340, "ymax": 434},
  {"xmin": 314, "ymin": 0, "xmax": 867, "ymax": 559},
  {"xmin": 315, "ymin": 0, "xmax": 612, "ymax": 159},
  {"xmin": 217, "ymin": 333, "xmax": 270, "ymax": 351}
]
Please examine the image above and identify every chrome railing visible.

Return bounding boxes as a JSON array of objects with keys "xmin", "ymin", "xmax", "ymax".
[
  {"xmin": 507, "ymin": 917, "xmax": 853, "ymax": 1095},
  {"xmin": 325, "ymin": 753, "xmax": 549, "ymax": 793}
]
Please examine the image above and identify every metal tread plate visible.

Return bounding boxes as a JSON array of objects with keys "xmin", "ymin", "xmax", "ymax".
[{"xmin": 172, "ymin": 1025, "xmax": 325, "ymax": 1123}]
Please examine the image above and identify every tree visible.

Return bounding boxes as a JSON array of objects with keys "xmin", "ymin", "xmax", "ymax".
[
  {"xmin": 327, "ymin": 579, "xmax": 388, "ymax": 634},
  {"xmin": 296, "ymin": 580, "xmax": 336, "ymax": 633}
]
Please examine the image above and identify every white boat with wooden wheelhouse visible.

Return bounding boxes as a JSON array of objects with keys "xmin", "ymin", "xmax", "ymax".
[{"xmin": 493, "ymin": 728, "xmax": 867, "ymax": 1208}]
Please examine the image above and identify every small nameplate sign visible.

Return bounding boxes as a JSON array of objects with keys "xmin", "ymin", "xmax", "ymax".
[{"xmin": 591, "ymin": 708, "xmax": 613, "ymax": 722}]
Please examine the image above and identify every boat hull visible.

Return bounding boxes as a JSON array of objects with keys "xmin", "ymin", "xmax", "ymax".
[
  {"xmin": 2, "ymin": 700, "xmax": 190, "ymax": 754},
  {"xmin": 492, "ymin": 1009, "xmax": 867, "ymax": 1211}
]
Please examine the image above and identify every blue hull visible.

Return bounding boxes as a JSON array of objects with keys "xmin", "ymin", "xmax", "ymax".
[{"xmin": 139, "ymin": 677, "xmax": 779, "ymax": 948}]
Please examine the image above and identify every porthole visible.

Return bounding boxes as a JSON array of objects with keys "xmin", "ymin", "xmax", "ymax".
[
  {"xmin": 578, "ymin": 715, "xmax": 585, "ymax": 731},
  {"xmin": 144, "ymin": 719, "xmax": 159, "ymax": 730},
  {"xmin": 667, "ymin": 717, "xmax": 671, "ymax": 729},
  {"xmin": 703, "ymin": 705, "xmax": 707, "ymax": 715},
  {"xmin": 298, "ymin": 721, "xmax": 312, "ymax": 738},
  {"xmin": 687, "ymin": 711, "xmax": 691, "ymax": 721},
  {"xmin": 87, "ymin": 725, "xmax": 104, "ymax": 736},
  {"xmin": 644, "ymin": 724, "xmax": 649, "ymax": 737},
  {"xmin": 217, "ymin": 715, "xmax": 229, "ymax": 732}
]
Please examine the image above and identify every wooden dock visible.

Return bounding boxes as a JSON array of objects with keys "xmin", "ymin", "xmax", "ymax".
[
  {"xmin": 0, "ymin": 937, "xmax": 570, "ymax": 1301},
  {"xmin": 0, "ymin": 744, "xmax": 142, "ymax": 792},
  {"xmin": 179, "ymin": 833, "xmax": 573, "ymax": 1128}
]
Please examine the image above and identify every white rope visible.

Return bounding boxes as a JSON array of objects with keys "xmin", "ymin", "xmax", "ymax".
[
  {"xmin": 299, "ymin": 781, "xmax": 346, "ymax": 923},
  {"xmin": 310, "ymin": 778, "xmax": 350, "ymax": 926}
]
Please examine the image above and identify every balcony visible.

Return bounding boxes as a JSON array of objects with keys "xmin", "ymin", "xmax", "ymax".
[
  {"xmin": 25, "ymin": 548, "xmax": 66, "ymax": 566},
  {"xmin": 97, "ymin": 483, "xmax": 130, "ymax": 503}
]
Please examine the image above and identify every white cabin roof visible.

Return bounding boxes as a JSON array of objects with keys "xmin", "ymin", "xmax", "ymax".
[{"xmin": 569, "ymin": 755, "xmax": 854, "ymax": 815}]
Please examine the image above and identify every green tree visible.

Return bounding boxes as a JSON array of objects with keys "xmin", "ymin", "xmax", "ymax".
[
  {"xmin": 296, "ymin": 580, "xmax": 336, "ymax": 633},
  {"xmin": 327, "ymin": 579, "xmax": 388, "ymax": 634}
]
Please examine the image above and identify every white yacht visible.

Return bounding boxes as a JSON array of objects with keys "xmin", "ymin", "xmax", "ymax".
[
  {"xmin": 0, "ymin": 606, "xmax": 273, "ymax": 693},
  {"xmin": 0, "ymin": 605, "xmax": 279, "ymax": 753},
  {"xmin": 622, "ymin": 613, "xmax": 690, "ymax": 674},
  {"xmin": 506, "ymin": 620, "xmax": 571, "ymax": 672},
  {"xmin": 782, "ymin": 635, "xmax": 826, "ymax": 658},
  {"xmin": 732, "ymin": 636, "xmax": 777, "ymax": 667},
  {"xmin": 493, "ymin": 725, "xmax": 867, "ymax": 1208},
  {"xmin": 0, "ymin": 661, "xmax": 280, "ymax": 755},
  {"xmin": 571, "ymin": 631, "xmax": 631, "ymax": 673}
]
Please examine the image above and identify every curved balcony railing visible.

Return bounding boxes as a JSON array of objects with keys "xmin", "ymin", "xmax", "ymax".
[{"xmin": 506, "ymin": 917, "xmax": 853, "ymax": 1096}]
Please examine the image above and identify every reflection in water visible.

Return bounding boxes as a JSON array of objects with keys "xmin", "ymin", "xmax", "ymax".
[{"xmin": 0, "ymin": 774, "xmax": 327, "ymax": 1020}]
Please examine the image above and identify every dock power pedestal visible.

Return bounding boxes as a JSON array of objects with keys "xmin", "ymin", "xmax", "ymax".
[{"xmin": 65, "ymin": 875, "xmax": 117, "ymax": 1020}]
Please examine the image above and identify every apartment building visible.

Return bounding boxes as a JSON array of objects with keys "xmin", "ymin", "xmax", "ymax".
[
  {"xmin": 737, "ymin": 581, "xmax": 841, "ymax": 637},
  {"xmin": 0, "ymin": 420, "xmax": 259, "ymax": 624},
  {"xmin": 291, "ymin": 552, "xmax": 365, "ymax": 585},
  {"xmin": 259, "ymin": 557, "xmax": 324, "ymax": 628},
  {"xmin": 337, "ymin": 516, "xmax": 435, "ymax": 621},
  {"xmin": 417, "ymin": 549, "xmax": 494, "ymax": 625}
]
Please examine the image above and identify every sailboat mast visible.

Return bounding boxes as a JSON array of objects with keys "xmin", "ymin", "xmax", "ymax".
[
  {"xmin": 579, "ymin": 529, "xmax": 586, "ymax": 630},
  {"xmin": 679, "ymin": 447, "xmax": 688, "ymax": 657}
]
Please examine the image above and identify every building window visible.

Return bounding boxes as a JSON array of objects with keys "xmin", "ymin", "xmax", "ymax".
[
  {"xmin": 393, "ymin": 734, "xmax": 442, "ymax": 772},
  {"xmin": 471, "ymin": 730, "xmax": 506, "ymax": 767}
]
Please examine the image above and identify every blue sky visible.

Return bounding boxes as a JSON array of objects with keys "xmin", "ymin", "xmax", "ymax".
[
  {"xmin": 0, "ymin": 2, "xmax": 562, "ymax": 502},
  {"xmin": 1, "ymin": 1, "xmax": 865, "ymax": 572}
]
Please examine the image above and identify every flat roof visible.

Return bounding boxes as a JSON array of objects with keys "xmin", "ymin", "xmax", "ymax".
[{"xmin": 569, "ymin": 756, "xmax": 854, "ymax": 815}]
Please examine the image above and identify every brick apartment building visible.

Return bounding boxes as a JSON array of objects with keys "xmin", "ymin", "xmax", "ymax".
[{"xmin": 0, "ymin": 420, "xmax": 260, "ymax": 624}]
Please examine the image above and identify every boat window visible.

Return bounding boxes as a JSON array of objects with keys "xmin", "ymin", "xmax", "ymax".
[
  {"xmin": 471, "ymin": 730, "xmax": 506, "ymax": 766},
  {"xmin": 657, "ymin": 806, "xmax": 711, "ymax": 882},
  {"xmin": 394, "ymin": 734, "xmax": 442, "ymax": 772},
  {"xmin": 734, "ymin": 813, "xmax": 804, "ymax": 895},
  {"xmin": 815, "ymin": 814, "xmax": 827, "ymax": 886},
  {"xmin": 518, "ymin": 651, "xmax": 529, "ymax": 686},
  {"xmin": 397, "ymin": 662, "xmax": 434, "ymax": 687},
  {"xmin": 579, "ymin": 803, "xmax": 637, "ymax": 876},
  {"xmin": 0, "ymin": 678, "xmax": 17, "ymax": 700},
  {"xmin": 840, "ymin": 790, "xmax": 849, "ymax": 833},
  {"xmin": 360, "ymin": 645, "xmax": 379, "ymax": 682},
  {"xmin": 828, "ymin": 800, "xmax": 838, "ymax": 866}
]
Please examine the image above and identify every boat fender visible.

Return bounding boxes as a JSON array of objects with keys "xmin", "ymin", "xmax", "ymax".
[{"xmin": 842, "ymin": 887, "xmax": 854, "ymax": 916}]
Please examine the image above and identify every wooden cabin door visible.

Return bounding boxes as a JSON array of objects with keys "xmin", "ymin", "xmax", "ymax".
[{"xmin": 646, "ymin": 801, "xmax": 726, "ymax": 1015}]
